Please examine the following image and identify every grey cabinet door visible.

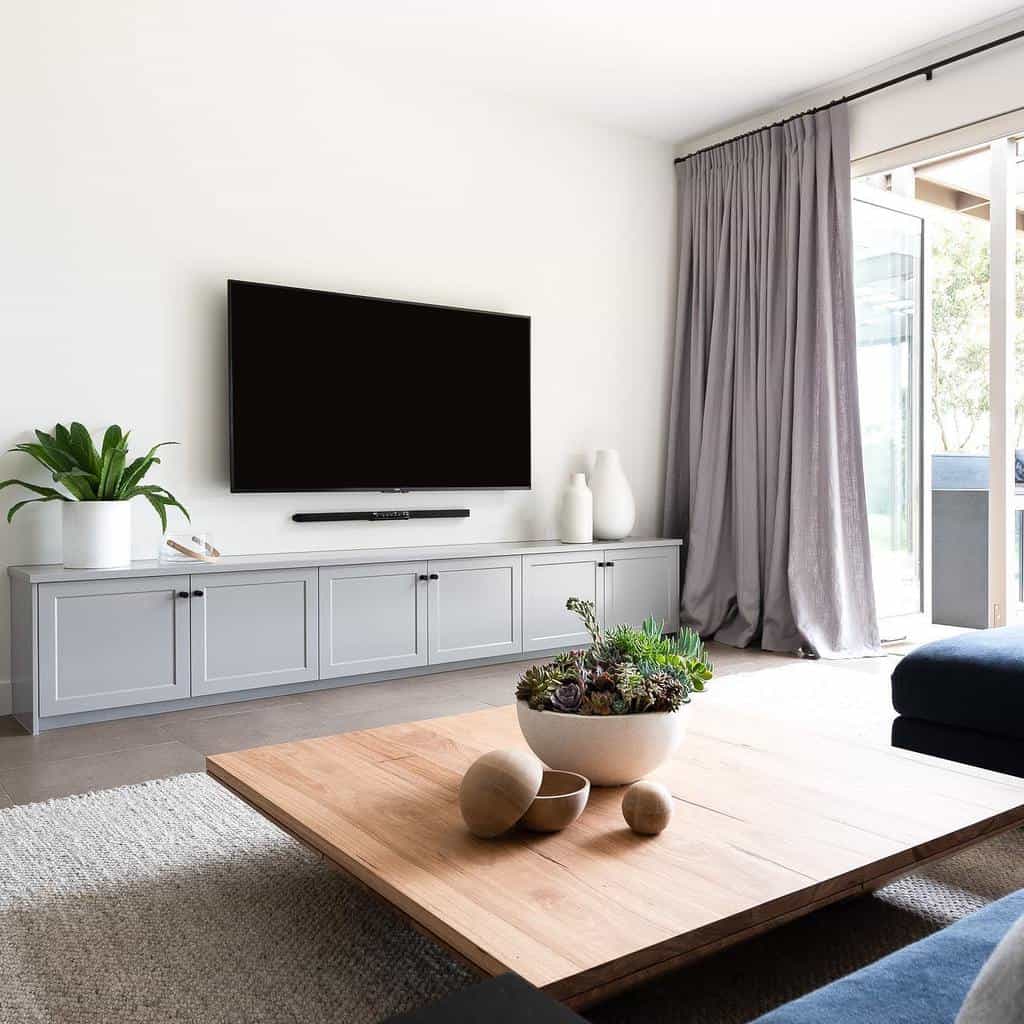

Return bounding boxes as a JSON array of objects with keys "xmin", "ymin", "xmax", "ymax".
[
  {"xmin": 191, "ymin": 568, "xmax": 318, "ymax": 696},
  {"xmin": 39, "ymin": 575, "xmax": 191, "ymax": 717},
  {"xmin": 427, "ymin": 556, "xmax": 522, "ymax": 664},
  {"xmin": 319, "ymin": 561, "xmax": 428, "ymax": 679},
  {"xmin": 603, "ymin": 546, "xmax": 680, "ymax": 633},
  {"xmin": 523, "ymin": 552, "xmax": 605, "ymax": 651}
]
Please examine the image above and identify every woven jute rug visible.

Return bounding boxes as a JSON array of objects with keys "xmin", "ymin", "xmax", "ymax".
[{"xmin": 2, "ymin": 664, "xmax": 1021, "ymax": 1023}]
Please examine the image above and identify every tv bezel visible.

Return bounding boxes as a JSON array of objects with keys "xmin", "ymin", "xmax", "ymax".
[{"xmin": 227, "ymin": 279, "xmax": 532, "ymax": 494}]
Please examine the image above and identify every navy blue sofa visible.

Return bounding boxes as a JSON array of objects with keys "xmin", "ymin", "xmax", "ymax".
[
  {"xmin": 751, "ymin": 888, "xmax": 1024, "ymax": 1022},
  {"xmin": 388, "ymin": 889, "xmax": 1024, "ymax": 1023},
  {"xmin": 891, "ymin": 625, "xmax": 1024, "ymax": 778}
]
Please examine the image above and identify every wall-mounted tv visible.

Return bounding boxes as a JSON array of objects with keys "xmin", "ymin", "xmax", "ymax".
[{"xmin": 228, "ymin": 280, "xmax": 531, "ymax": 492}]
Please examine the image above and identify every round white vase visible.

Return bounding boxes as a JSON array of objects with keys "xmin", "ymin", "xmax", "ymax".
[
  {"xmin": 590, "ymin": 449, "xmax": 635, "ymax": 540},
  {"xmin": 516, "ymin": 701, "xmax": 684, "ymax": 786},
  {"xmin": 558, "ymin": 472, "xmax": 593, "ymax": 544},
  {"xmin": 63, "ymin": 501, "xmax": 132, "ymax": 569}
]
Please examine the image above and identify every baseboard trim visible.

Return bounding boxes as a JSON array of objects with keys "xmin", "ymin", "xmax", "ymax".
[{"xmin": 0, "ymin": 680, "xmax": 11, "ymax": 718}]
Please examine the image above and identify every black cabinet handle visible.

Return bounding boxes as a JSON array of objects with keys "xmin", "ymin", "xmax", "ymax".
[
  {"xmin": 428, "ymin": 573, "xmax": 439, "ymax": 580},
  {"xmin": 605, "ymin": 561, "xmax": 615, "ymax": 567},
  {"xmin": 177, "ymin": 591, "xmax": 189, "ymax": 598},
  {"xmin": 418, "ymin": 574, "xmax": 428, "ymax": 581},
  {"xmin": 193, "ymin": 589, "xmax": 205, "ymax": 598}
]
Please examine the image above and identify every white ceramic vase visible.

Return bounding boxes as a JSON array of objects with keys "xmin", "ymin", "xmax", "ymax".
[
  {"xmin": 590, "ymin": 449, "xmax": 635, "ymax": 540},
  {"xmin": 516, "ymin": 701, "xmax": 685, "ymax": 786},
  {"xmin": 558, "ymin": 473, "xmax": 593, "ymax": 544},
  {"xmin": 63, "ymin": 501, "xmax": 132, "ymax": 569}
]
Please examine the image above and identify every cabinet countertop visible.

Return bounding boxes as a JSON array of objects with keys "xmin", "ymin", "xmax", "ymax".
[{"xmin": 9, "ymin": 537, "xmax": 683, "ymax": 584}]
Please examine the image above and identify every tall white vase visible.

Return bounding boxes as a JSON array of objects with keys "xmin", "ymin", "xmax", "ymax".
[
  {"xmin": 591, "ymin": 449, "xmax": 635, "ymax": 540},
  {"xmin": 558, "ymin": 473, "xmax": 593, "ymax": 544},
  {"xmin": 63, "ymin": 501, "xmax": 132, "ymax": 569}
]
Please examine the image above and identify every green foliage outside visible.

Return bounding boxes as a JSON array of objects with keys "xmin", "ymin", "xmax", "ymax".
[{"xmin": 931, "ymin": 219, "xmax": 1024, "ymax": 450}]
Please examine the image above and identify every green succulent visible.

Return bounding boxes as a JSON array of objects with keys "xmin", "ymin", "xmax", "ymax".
[
  {"xmin": 514, "ymin": 597, "xmax": 711, "ymax": 715},
  {"xmin": 565, "ymin": 597, "xmax": 601, "ymax": 643},
  {"xmin": 515, "ymin": 664, "xmax": 558, "ymax": 710},
  {"xmin": 582, "ymin": 691, "xmax": 614, "ymax": 716}
]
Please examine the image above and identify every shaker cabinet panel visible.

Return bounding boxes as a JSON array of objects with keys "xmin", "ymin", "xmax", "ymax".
[
  {"xmin": 191, "ymin": 569, "xmax": 318, "ymax": 696},
  {"xmin": 320, "ymin": 562, "xmax": 428, "ymax": 678},
  {"xmin": 38, "ymin": 576, "xmax": 191, "ymax": 717},
  {"xmin": 603, "ymin": 547, "xmax": 679, "ymax": 633},
  {"xmin": 427, "ymin": 556, "xmax": 522, "ymax": 663},
  {"xmin": 523, "ymin": 552, "xmax": 604, "ymax": 651}
]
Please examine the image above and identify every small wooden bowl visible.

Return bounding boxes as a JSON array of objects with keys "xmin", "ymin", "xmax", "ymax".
[{"xmin": 518, "ymin": 770, "xmax": 590, "ymax": 833}]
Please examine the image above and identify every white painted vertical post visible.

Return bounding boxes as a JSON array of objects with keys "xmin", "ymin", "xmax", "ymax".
[{"xmin": 988, "ymin": 137, "xmax": 1015, "ymax": 628}]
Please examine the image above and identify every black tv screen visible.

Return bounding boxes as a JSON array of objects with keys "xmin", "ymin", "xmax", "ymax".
[{"xmin": 228, "ymin": 280, "xmax": 531, "ymax": 492}]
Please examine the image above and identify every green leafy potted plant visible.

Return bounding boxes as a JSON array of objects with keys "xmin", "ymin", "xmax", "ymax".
[
  {"xmin": 1, "ymin": 422, "xmax": 188, "ymax": 569},
  {"xmin": 515, "ymin": 598, "xmax": 712, "ymax": 785}
]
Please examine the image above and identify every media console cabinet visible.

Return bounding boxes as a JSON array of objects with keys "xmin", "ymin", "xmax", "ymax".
[{"xmin": 8, "ymin": 538, "xmax": 681, "ymax": 734}]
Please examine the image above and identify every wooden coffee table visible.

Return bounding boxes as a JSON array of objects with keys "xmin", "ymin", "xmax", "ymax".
[{"xmin": 207, "ymin": 703, "xmax": 1024, "ymax": 1009}]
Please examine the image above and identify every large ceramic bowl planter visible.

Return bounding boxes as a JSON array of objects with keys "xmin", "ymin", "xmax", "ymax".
[
  {"xmin": 63, "ymin": 501, "xmax": 132, "ymax": 569},
  {"xmin": 516, "ymin": 700, "xmax": 684, "ymax": 786}
]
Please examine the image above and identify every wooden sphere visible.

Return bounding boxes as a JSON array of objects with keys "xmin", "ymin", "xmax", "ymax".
[
  {"xmin": 459, "ymin": 749, "xmax": 543, "ymax": 838},
  {"xmin": 622, "ymin": 780, "xmax": 673, "ymax": 835}
]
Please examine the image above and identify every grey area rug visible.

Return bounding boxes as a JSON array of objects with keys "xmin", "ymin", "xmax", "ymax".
[{"xmin": 2, "ymin": 663, "xmax": 1022, "ymax": 1024}]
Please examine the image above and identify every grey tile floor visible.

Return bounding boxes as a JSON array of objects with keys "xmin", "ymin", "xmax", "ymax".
[{"xmin": 0, "ymin": 643, "xmax": 899, "ymax": 807}]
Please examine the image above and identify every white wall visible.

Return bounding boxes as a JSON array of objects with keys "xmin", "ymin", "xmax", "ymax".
[
  {"xmin": 0, "ymin": 5, "xmax": 678, "ymax": 712},
  {"xmin": 674, "ymin": 14, "xmax": 1024, "ymax": 165}
]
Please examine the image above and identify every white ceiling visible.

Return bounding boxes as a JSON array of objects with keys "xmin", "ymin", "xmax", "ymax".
[{"xmin": 250, "ymin": 1, "xmax": 1024, "ymax": 141}]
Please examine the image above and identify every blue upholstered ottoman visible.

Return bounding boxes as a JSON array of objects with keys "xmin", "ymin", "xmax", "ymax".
[
  {"xmin": 752, "ymin": 889, "xmax": 1024, "ymax": 1023},
  {"xmin": 891, "ymin": 626, "xmax": 1024, "ymax": 777}
]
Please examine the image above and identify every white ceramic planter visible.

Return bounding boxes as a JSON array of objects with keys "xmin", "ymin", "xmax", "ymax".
[
  {"xmin": 516, "ymin": 701, "xmax": 684, "ymax": 786},
  {"xmin": 63, "ymin": 501, "xmax": 132, "ymax": 569},
  {"xmin": 590, "ymin": 449, "xmax": 636, "ymax": 540},
  {"xmin": 558, "ymin": 472, "xmax": 593, "ymax": 544}
]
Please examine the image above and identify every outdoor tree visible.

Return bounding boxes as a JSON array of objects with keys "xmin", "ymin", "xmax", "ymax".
[{"xmin": 930, "ymin": 217, "xmax": 1024, "ymax": 450}]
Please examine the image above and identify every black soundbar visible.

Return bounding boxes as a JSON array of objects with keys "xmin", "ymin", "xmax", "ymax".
[{"xmin": 292, "ymin": 509, "xmax": 470, "ymax": 523}]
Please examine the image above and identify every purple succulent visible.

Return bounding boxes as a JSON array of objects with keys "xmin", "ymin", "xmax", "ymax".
[{"xmin": 550, "ymin": 681, "xmax": 584, "ymax": 713}]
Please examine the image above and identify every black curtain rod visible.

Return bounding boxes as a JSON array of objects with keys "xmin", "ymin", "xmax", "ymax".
[{"xmin": 674, "ymin": 26, "xmax": 1024, "ymax": 165}]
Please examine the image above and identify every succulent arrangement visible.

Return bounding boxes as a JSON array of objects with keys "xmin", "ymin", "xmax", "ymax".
[
  {"xmin": 0, "ymin": 422, "xmax": 188, "ymax": 529},
  {"xmin": 515, "ymin": 598, "xmax": 712, "ymax": 715}
]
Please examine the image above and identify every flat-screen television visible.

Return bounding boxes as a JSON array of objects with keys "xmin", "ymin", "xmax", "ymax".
[{"xmin": 228, "ymin": 280, "xmax": 531, "ymax": 492}]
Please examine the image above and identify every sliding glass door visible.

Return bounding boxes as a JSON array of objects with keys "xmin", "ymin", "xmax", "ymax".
[
  {"xmin": 853, "ymin": 198, "xmax": 924, "ymax": 620},
  {"xmin": 853, "ymin": 134, "xmax": 1024, "ymax": 633}
]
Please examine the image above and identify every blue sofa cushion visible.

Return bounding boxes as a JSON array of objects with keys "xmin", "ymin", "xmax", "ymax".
[
  {"xmin": 892, "ymin": 716, "xmax": 1024, "ymax": 778},
  {"xmin": 891, "ymin": 626, "xmax": 1024, "ymax": 740},
  {"xmin": 752, "ymin": 889, "xmax": 1024, "ymax": 1024}
]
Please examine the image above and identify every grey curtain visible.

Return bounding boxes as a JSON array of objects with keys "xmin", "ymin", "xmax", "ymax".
[{"xmin": 663, "ymin": 104, "xmax": 880, "ymax": 659}]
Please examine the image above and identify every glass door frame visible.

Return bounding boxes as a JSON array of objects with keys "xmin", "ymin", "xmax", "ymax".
[
  {"xmin": 988, "ymin": 136, "xmax": 1017, "ymax": 628},
  {"xmin": 852, "ymin": 182, "xmax": 931, "ymax": 626}
]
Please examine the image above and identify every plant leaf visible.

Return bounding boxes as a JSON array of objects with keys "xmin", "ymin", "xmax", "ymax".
[
  {"xmin": 69, "ymin": 422, "xmax": 100, "ymax": 475},
  {"xmin": 114, "ymin": 442, "xmax": 176, "ymax": 496},
  {"xmin": 101, "ymin": 425, "xmax": 123, "ymax": 458},
  {"xmin": 10, "ymin": 443, "xmax": 72, "ymax": 475},
  {"xmin": 97, "ymin": 445, "xmax": 127, "ymax": 499},
  {"xmin": 53, "ymin": 470, "xmax": 97, "ymax": 501},
  {"xmin": 54, "ymin": 423, "xmax": 74, "ymax": 454},
  {"xmin": 33, "ymin": 431, "xmax": 78, "ymax": 470},
  {"xmin": 141, "ymin": 492, "xmax": 168, "ymax": 532},
  {"xmin": 0, "ymin": 479, "xmax": 69, "ymax": 500},
  {"xmin": 7, "ymin": 494, "xmax": 66, "ymax": 523},
  {"xmin": 116, "ymin": 456, "xmax": 157, "ymax": 496},
  {"xmin": 130, "ymin": 484, "xmax": 190, "ymax": 522}
]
